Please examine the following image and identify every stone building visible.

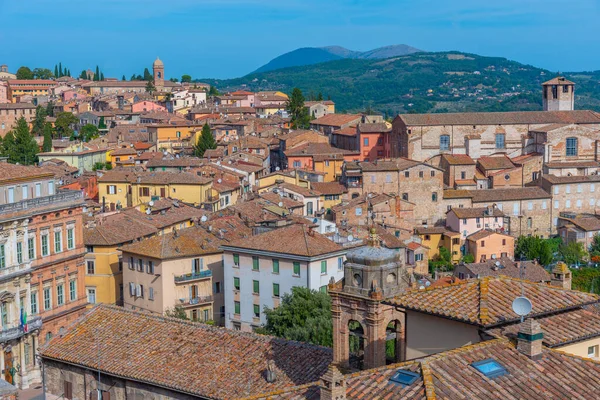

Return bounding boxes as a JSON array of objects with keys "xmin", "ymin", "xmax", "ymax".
[
  {"xmin": 540, "ymin": 174, "xmax": 600, "ymax": 228},
  {"xmin": 0, "ymin": 103, "xmax": 36, "ymax": 137},
  {"xmin": 542, "ymin": 76, "xmax": 575, "ymax": 111}
]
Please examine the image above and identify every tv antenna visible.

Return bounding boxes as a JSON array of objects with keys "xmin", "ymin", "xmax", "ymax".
[{"xmin": 512, "ymin": 260, "xmax": 532, "ymax": 322}]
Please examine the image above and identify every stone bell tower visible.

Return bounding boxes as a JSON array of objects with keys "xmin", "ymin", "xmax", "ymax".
[
  {"xmin": 542, "ymin": 76, "xmax": 575, "ymax": 111},
  {"xmin": 329, "ymin": 228, "xmax": 414, "ymax": 371},
  {"xmin": 153, "ymin": 57, "xmax": 164, "ymax": 92}
]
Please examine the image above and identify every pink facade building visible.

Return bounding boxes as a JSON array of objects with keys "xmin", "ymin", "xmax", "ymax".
[
  {"xmin": 0, "ymin": 81, "xmax": 7, "ymax": 103},
  {"xmin": 446, "ymin": 205, "xmax": 506, "ymax": 240},
  {"xmin": 132, "ymin": 100, "xmax": 166, "ymax": 113}
]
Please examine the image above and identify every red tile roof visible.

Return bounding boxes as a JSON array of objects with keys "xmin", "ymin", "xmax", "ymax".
[{"xmin": 310, "ymin": 114, "xmax": 361, "ymax": 127}]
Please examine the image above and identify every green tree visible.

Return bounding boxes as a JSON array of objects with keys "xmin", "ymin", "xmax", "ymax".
[
  {"xmin": 100, "ymin": 72, "xmax": 105, "ymax": 81},
  {"xmin": 590, "ymin": 235, "xmax": 600, "ymax": 258},
  {"xmin": 95, "ymin": 65, "xmax": 100, "ymax": 81},
  {"xmin": 515, "ymin": 236, "xmax": 554, "ymax": 265},
  {"xmin": 208, "ymin": 85, "xmax": 219, "ymax": 96},
  {"xmin": 122, "ymin": 75, "xmax": 126, "ymax": 81},
  {"xmin": 31, "ymin": 105, "xmax": 47, "ymax": 137},
  {"xmin": 559, "ymin": 241, "xmax": 587, "ymax": 266},
  {"xmin": 572, "ymin": 267, "xmax": 600, "ymax": 294},
  {"xmin": 261, "ymin": 287, "xmax": 333, "ymax": 347},
  {"xmin": 42, "ymin": 122, "xmax": 53, "ymax": 152},
  {"xmin": 54, "ymin": 112, "xmax": 78, "ymax": 139},
  {"xmin": 143, "ymin": 68, "xmax": 152, "ymax": 81},
  {"xmin": 462, "ymin": 253, "xmax": 475, "ymax": 264},
  {"xmin": 54, "ymin": 65, "xmax": 59, "ymax": 78},
  {"xmin": 80, "ymin": 124, "xmax": 99, "ymax": 142},
  {"xmin": 193, "ymin": 123, "xmax": 216, "ymax": 157},
  {"xmin": 169, "ymin": 78, "xmax": 178, "ymax": 82},
  {"xmin": 286, "ymin": 87, "xmax": 310, "ymax": 129},
  {"xmin": 145, "ymin": 79, "xmax": 156, "ymax": 93},
  {"xmin": 16, "ymin": 66, "xmax": 34, "ymax": 80},
  {"xmin": 46, "ymin": 101, "xmax": 55, "ymax": 117},
  {"xmin": 317, "ymin": 92, "xmax": 323, "ymax": 101},
  {"xmin": 1, "ymin": 117, "xmax": 38, "ymax": 165},
  {"xmin": 58, "ymin": 62, "xmax": 63, "ymax": 77},
  {"xmin": 33, "ymin": 68, "xmax": 54, "ymax": 79},
  {"xmin": 164, "ymin": 306, "xmax": 188, "ymax": 320},
  {"xmin": 98, "ymin": 116, "xmax": 107, "ymax": 130},
  {"xmin": 66, "ymin": 68, "xmax": 71, "ymax": 77},
  {"xmin": 181, "ymin": 74, "xmax": 192, "ymax": 83},
  {"xmin": 79, "ymin": 70, "xmax": 88, "ymax": 79}
]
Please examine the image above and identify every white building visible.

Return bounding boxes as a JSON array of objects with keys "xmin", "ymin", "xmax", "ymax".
[{"xmin": 222, "ymin": 224, "xmax": 346, "ymax": 332}]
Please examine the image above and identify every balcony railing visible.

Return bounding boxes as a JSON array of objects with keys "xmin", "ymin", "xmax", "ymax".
[
  {"xmin": 0, "ymin": 316, "xmax": 42, "ymax": 343},
  {"xmin": 179, "ymin": 295, "xmax": 213, "ymax": 306},
  {"xmin": 174, "ymin": 270, "xmax": 212, "ymax": 283},
  {"xmin": 0, "ymin": 189, "xmax": 84, "ymax": 216}
]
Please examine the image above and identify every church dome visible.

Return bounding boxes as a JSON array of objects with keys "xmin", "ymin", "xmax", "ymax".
[{"xmin": 153, "ymin": 57, "xmax": 164, "ymax": 67}]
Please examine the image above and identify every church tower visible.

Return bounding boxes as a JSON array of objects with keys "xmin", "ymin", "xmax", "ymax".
[
  {"xmin": 153, "ymin": 57, "xmax": 164, "ymax": 91},
  {"xmin": 329, "ymin": 228, "xmax": 413, "ymax": 371},
  {"xmin": 542, "ymin": 76, "xmax": 575, "ymax": 111}
]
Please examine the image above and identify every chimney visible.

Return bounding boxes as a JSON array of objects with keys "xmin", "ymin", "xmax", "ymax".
[
  {"xmin": 320, "ymin": 364, "xmax": 346, "ymax": 400},
  {"xmin": 516, "ymin": 318, "xmax": 544, "ymax": 360},
  {"xmin": 550, "ymin": 262, "xmax": 572, "ymax": 290}
]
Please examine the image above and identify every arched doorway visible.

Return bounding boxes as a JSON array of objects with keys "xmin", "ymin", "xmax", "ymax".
[
  {"xmin": 348, "ymin": 320, "xmax": 365, "ymax": 370},
  {"xmin": 386, "ymin": 320, "xmax": 402, "ymax": 364}
]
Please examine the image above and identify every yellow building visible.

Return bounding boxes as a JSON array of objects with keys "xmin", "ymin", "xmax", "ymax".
[
  {"xmin": 98, "ymin": 169, "xmax": 212, "ymax": 210},
  {"xmin": 7, "ymin": 79, "xmax": 55, "ymax": 101},
  {"xmin": 311, "ymin": 182, "xmax": 346, "ymax": 212},
  {"xmin": 147, "ymin": 124, "xmax": 202, "ymax": 154},
  {"xmin": 416, "ymin": 227, "xmax": 462, "ymax": 264},
  {"xmin": 255, "ymin": 172, "xmax": 310, "ymax": 193},
  {"xmin": 108, "ymin": 147, "xmax": 137, "ymax": 168},
  {"xmin": 83, "ymin": 200, "xmax": 206, "ymax": 306}
]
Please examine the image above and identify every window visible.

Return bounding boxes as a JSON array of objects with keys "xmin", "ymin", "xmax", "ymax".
[
  {"xmin": 87, "ymin": 288, "xmax": 96, "ymax": 304},
  {"xmin": 69, "ymin": 280, "xmax": 77, "ymax": 301},
  {"xmin": 527, "ymin": 218, "xmax": 533, "ymax": 228},
  {"xmin": 554, "ymin": 186, "xmax": 559, "ymax": 195},
  {"xmin": 471, "ymin": 359, "xmax": 508, "ymax": 379},
  {"xmin": 192, "ymin": 258, "xmax": 202, "ymax": 273},
  {"xmin": 28, "ymin": 237, "xmax": 35, "ymax": 260},
  {"xmin": 86, "ymin": 260, "xmax": 95, "ymax": 275},
  {"xmin": 390, "ymin": 369, "xmax": 420, "ymax": 386},
  {"xmin": 234, "ymin": 301, "xmax": 240, "ymax": 314},
  {"xmin": 528, "ymin": 202, "xmax": 533, "ymax": 211},
  {"xmin": 234, "ymin": 277, "xmax": 240, "ymax": 290},
  {"xmin": 431, "ymin": 171, "xmax": 435, "ymax": 177},
  {"xmin": 495, "ymin": 134, "xmax": 505, "ymax": 149},
  {"xmin": 440, "ymin": 135, "xmax": 450, "ymax": 151},
  {"xmin": 591, "ymin": 198, "xmax": 596, "ymax": 206},
  {"xmin": 592, "ymin": 184, "xmax": 596, "ymax": 193},
  {"xmin": 363, "ymin": 138, "xmax": 369, "ymax": 146},
  {"xmin": 431, "ymin": 192, "xmax": 438, "ymax": 202},
  {"xmin": 31, "ymin": 292, "xmax": 38, "ymax": 315},
  {"xmin": 253, "ymin": 304, "xmax": 260, "ymax": 318},
  {"xmin": 48, "ymin": 180, "xmax": 55, "ymax": 195},
  {"xmin": 404, "ymin": 171, "xmax": 409, "ymax": 178},
  {"xmin": 402, "ymin": 193, "xmax": 408, "ymax": 201},
  {"xmin": 293, "ymin": 262, "xmax": 301, "ymax": 276},
  {"xmin": 17, "ymin": 242, "xmax": 23, "ymax": 264},
  {"xmin": 147, "ymin": 260, "xmax": 154, "ymax": 274},
  {"xmin": 577, "ymin": 199, "xmax": 582, "ymax": 208},
  {"xmin": 67, "ymin": 228, "xmax": 75, "ymax": 249},
  {"xmin": 0, "ymin": 303, "xmax": 7, "ymax": 328},
  {"xmin": 338, "ymin": 257, "xmax": 344, "ymax": 271},
  {"xmin": 355, "ymin": 207, "xmax": 363, "ymax": 216},
  {"xmin": 54, "ymin": 231, "xmax": 62, "ymax": 253},
  {"xmin": 273, "ymin": 283, "xmax": 280, "ymax": 297},
  {"xmin": 293, "ymin": 161, "xmax": 301, "ymax": 168},
  {"xmin": 139, "ymin": 187, "xmax": 150, "ymax": 197},
  {"xmin": 577, "ymin": 184, "xmax": 583, "ymax": 193},
  {"xmin": 566, "ymin": 137, "xmax": 578, "ymax": 157},
  {"xmin": 233, "ymin": 253, "xmax": 240, "ymax": 266},
  {"xmin": 512, "ymin": 203, "xmax": 519, "ymax": 216},
  {"xmin": 370, "ymin": 175, "xmax": 376, "ymax": 184},
  {"xmin": 415, "ymin": 253, "xmax": 423, "ymax": 262},
  {"xmin": 588, "ymin": 345, "xmax": 598, "ymax": 358},
  {"xmin": 149, "ymin": 287, "xmax": 154, "ymax": 300},
  {"xmin": 554, "ymin": 200, "xmax": 559, "ymax": 209},
  {"xmin": 43, "ymin": 287, "xmax": 52, "ymax": 310},
  {"xmin": 253, "ymin": 280, "xmax": 259, "ymax": 294},
  {"xmin": 107, "ymin": 185, "xmax": 117, "ymax": 195},
  {"xmin": 386, "ymin": 174, "xmax": 392, "ymax": 183},
  {"xmin": 57, "ymin": 284, "xmax": 64, "ymax": 306},
  {"xmin": 461, "ymin": 171, "xmax": 466, "ymax": 179},
  {"xmin": 502, "ymin": 239, "xmax": 506, "ymax": 246},
  {"xmin": 566, "ymin": 185, "xmax": 571, "ymax": 194},
  {"xmin": 272, "ymin": 259, "xmax": 279, "ymax": 273},
  {"xmin": 542, "ymin": 201, "xmax": 547, "ymax": 210},
  {"xmin": 137, "ymin": 258, "xmax": 143, "ymax": 272},
  {"xmin": 321, "ymin": 260, "xmax": 327, "ymax": 274},
  {"xmin": 566, "ymin": 199, "xmax": 571, "ymax": 208},
  {"xmin": 419, "ymin": 171, "xmax": 424, "ymax": 178},
  {"xmin": 35, "ymin": 183, "xmax": 41, "ymax": 197},
  {"xmin": 462, "ymin": 218, "xmax": 467, "ymax": 224},
  {"xmin": 252, "ymin": 256, "xmax": 259, "ymax": 271},
  {"xmin": 481, "ymin": 241, "xmax": 485, "ymax": 248}
]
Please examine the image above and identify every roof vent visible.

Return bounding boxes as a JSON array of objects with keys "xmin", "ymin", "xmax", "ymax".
[{"xmin": 265, "ymin": 360, "xmax": 276, "ymax": 383}]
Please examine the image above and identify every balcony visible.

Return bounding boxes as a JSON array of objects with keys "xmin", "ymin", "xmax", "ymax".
[
  {"xmin": 174, "ymin": 270, "xmax": 212, "ymax": 283},
  {"xmin": 0, "ymin": 190, "xmax": 84, "ymax": 219},
  {"xmin": 0, "ymin": 316, "xmax": 42, "ymax": 343},
  {"xmin": 179, "ymin": 295, "xmax": 213, "ymax": 307}
]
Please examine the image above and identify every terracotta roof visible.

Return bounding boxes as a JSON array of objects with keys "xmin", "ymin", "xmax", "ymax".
[
  {"xmin": 310, "ymin": 114, "xmax": 361, "ymax": 127},
  {"xmin": 384, "ymin": 276, "xmax": 599, "ymax": 327},
  {"xmin": 0, "ymin": 163, "xmax": 54, "ymax": 183},
  {"xmin": 310, "ymin": 182, "xmax": 347, "ymax": 195},
  {"xmin": 458, "ymin": 258, "xmax": 549, "ymax": 282},
  {"xmin": 0, "ymin": 103, "xmax": 36, "ymax": 110},
  {"xmin": 259, "ymin": 192, "xmax": 304, "ymax": 209},
  {"xmin": 110, "ymin": 147, "xmax": 137, "ymax": 156},
  {"xmin": 284, "ymin": 143, "xmax": 354, "ymax": 158},
  {"xmin": 470, "ymin": 187, "xmax": 550, "ymax": 203},
  {"xmin": 477, "ymin": 155, "xmax": 515, "ymax": 171},
  {"xmin": 397, "ymin": 110, "xmax": 600, "ymax": 126},
  {"xmin": 357, "ymin": 122, "xmax": 391, "ymax": 133},
  {"xmin": 511, "ymin": 153, "xmax": 542, "ymax": 164},
  {"xmin": 466, "ymin": 229, "xmax": 511, "ymax": 241},
  {"xmin": 332, "ymin": 127, "xmax": 357, "ymax": 136},
  {"xmin": 545, "ymin": 160, "xmax": 600, "ymax": 168},
  {"xmin": 529, "ymin": 123, "xmax": 570, "ymax": 133},
  {"xmin": 541, "ymin": 174, "xmax": 600, "ymax": 185},
  {"xmin": 559, "ymin": 214, "xmax": 600, "ymax": 232},
  {"xmin": 40, "ymin": 304, "xmax": 332, "ymax": 400},
  {"xmin": 97, "ymin": 170, "xmax": 211, "ymax": 185},
  {"xmin": 146, "ymin": 157, "xmax": 204, "ymax": 168},
  {"xmin": 542, "ymin": 76, "xmax": 575, "ymax": 85},
  {"xmin": 450, "ymin": 206, "xmax": 504, "ymax": 219},
  {"xmin": 223, "ymin": 224, "xmax": 344, "ymax": 258},
  {"xmin": 442, "ymin": 153, "xmax": 476, "ymax": 165},
  {"xmin": 360, "ymin": 158, "xmax": 422, "ymax": 172},
  {"xmin": 280, "ymin": 182, "xmax": 322, "ymax": 197}
]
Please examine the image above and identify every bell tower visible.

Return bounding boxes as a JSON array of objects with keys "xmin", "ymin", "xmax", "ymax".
[
  {"xmin": 153, "ymin": 57, "xmax": 164, "ymax": 91},
  {"xmin": 542, "ymin": 76, "xmax": 575, "ymax": 111},
  {"xmin": 329, "ymin": 228, "xmax": 413, "ymax": 371}
]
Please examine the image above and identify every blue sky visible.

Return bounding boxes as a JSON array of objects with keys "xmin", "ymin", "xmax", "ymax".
[{"xmin": 0, "ymin": 0, "xmax": 598, "ymax": 79}]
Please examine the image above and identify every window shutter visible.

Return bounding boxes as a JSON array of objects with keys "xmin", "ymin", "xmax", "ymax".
[
  {"xmin": 136, "ymin": 285, "xmax": 141, "ymax": 297},
  {"xmin": 64, "ymin": 381, "xmax": 72, "ymax": 399},
  {"xmin": 106, "ymin": 185, "xmax": 110, "ymax": 194},
  {"xmin": 129, "ymin": 283, "xmax": 135, "ymax": 296},
  {"xmin": 138, "ymin": 187, "xmax": 142, "ymax": 197}
]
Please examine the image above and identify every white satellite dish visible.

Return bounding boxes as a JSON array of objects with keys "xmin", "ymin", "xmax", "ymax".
[
  {"xmin": 278, "ymin": 202, "xmax": 283, "ymax": 207},
  {"xmin": 348, "ymin": 235, "xmax": 354, "ymax": 241},
  {"xmin": 217, "ymin": 178, "xmax": 222, "ymax": 183},
  {"xmin": 200, "ymin": 215, "xmax": 208, "ymax": 223},
  {"xmin": 512, "ymin": 296, "xmax": 532, "ymax": 317},
  {"xmin": 149, "ymin": 201, "xmax": 154, "ymax": 207},
  {"xmin": 145, "ymin": 208, "xmax": 151, "ymax": 215}
]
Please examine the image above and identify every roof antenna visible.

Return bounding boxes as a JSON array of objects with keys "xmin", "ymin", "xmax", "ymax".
[{"xmin": 512, "ymin": 258, "xmax": 532, "ymax": 323}]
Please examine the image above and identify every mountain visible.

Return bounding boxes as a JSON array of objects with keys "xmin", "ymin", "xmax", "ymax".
[
  {"xmin": 253, "ymin": 44, "xmax": 422, "ymax": 73},
  {"xmin": 206, "ymin": 51, "xmax": 600, "ymax": 115}
]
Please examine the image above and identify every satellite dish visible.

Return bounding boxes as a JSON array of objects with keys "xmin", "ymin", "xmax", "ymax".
[
  {"xmin": 217, "ymin": 178, "xmax": 222, "ymax": 183},
  {"xmin": 348, "ymin": 235, "xmax": 354, "ymax": 241},
  {"xmin": 419, "ymin": 286, "xmax": 425, "ymax": 290},
  {"xmin": 425, "ymin": 281, "xmax": 431, "ymax": 287},
  {"xmin": 313, "ymin": 218, "xmax": 318, "ymax": 223},
  {"xmin": 200, "ymin": 215, "xmax": 208, "ymax": 223},
  {"xmin": 512, "ymin": 296, "xmax": 532, "ymax": 317},
  {"xmin": 145, "ymin": 208, "xmax": 151, "ymax": 215},
  {"xmin": 278, "ymin": 202, "xmax": 283, "ymax": 207},
  {"xmin": 149, "ymin": 201, "xmax": 154, "ymax": 206}
]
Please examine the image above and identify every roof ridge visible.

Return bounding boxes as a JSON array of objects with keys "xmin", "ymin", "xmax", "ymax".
[
  {"xmin": 479, "ymin": 277, "xmax": 490, "ymax": 325},
  {"xmin": 420, "ymin": 361, "xmax": 437, "ymax": 400}
]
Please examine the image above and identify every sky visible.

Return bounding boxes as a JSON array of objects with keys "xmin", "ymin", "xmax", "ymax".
[{"xmin": 0, "ymin": 0, "xmax": 599, "ymax": 80}]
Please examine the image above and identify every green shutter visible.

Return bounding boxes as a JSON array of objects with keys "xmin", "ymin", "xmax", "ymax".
[
  {"xmin": 253, "ymin": 280, "xmax": 259, "ymax": 294},
  {"xmin": 321, "ymin": 260, "xmax": 327, "ymax": 274},
  {"xmin": 233, "ymin": 254, "xmax": 239, "ymax": 265},
  {"xmin": 234, "ymin": 277, "xmax": 240, "ymax": 290},
  {"xmin": 234, "ymin": 301, "xmax": 240, "ymax": 314},
  {"xmin": 253, "ymin": 304, "xmax": 260, "ymax": 316},
  {"xmin": 252, "ymin": 256, "xmax": 259, "ymax": 270},
  {"xmin": 293, "ymin": 262, "xmax": 300, "ymax": 276},
  {"xmin": 272, "ymin": 259, "xmax": 279, "ymax": 273},
  {"xmin": 273, "ymin": 283, "xmax": 280, "ymax": 297}
]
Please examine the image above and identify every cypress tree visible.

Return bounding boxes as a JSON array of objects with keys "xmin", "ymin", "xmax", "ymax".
[
  {"xmin": 31, "ymin": 105, "xmax": 47, "ymax": 137},
  {"xmin": 100, "ymin": 72, "xmax": 105, "ymax": 81},
  {"xmin": 54, "ymin": 65, "xmax": 59, "ymax": 78},
  {"xmin": 42, "ymin": 122, "xmax": 53, "ymax": 152},
  {"xmin": 58, "ymin": 62, "xmax": 63, "ymax": 77},
  {"xmin": 194, "ymin": 123, "xmax": 216, "ymax": 157},
  {"xmin": 286, "ymin": 88, "xmax": 310, "ymax": 129},
  {"xmin": 122, "ymin": 75, "xmax": 126, "ymax": 81},
  {"xmin": 79, "ymin": 70, "xmax": 87, "ymax": 79},
  {"xmin": 95, "ymin": 65, "xmax": 100, "ymax": 81}
]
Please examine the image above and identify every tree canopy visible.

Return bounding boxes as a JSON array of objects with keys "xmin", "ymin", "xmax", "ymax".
[
  {"xmin": 42, "ymin": 122, "xmax": 53, "ymax": 152},
  {"xmin": 259, "ymin": 287, "xmax": 333, "ymax": 347},
  {"xmin": 181, "ymin": 74, "xmax": 192, "ymax": 83},
  {"xmin": 208, "ymin": 85, "xmax": 219, "ymax": 96},
  {"xmin": 145, "ymin": 80, "xmax": 156, "ymax": 93},
  {"xmin": 193, "ymin": 124, "xmax": 217, "ymax": 157},
  {"xmin": 31, "ymin": 105, "xmax": 47, "ymax": 137},
  {"xmin": 80, "ymin": 124, "xmax": 99, "ymax": 142},
  {"xmin": 515, "ymin": 236, "xmax": 556, "ymax": 265},
  {"xmin": 16, "ymin": 66, "xmax": 34, "ymax": 80},
  {"xmin": 33, "ymin": 68, "xmax": 54, "ymax": 79},
  {"xmin": 0, "ymin": 117, "xmax": 39, "ymax": 165},
  {"xmin": 54, "ymin": 112, "xmax": 78, "ymax": 139},
  {"xmin": 286, "ymin": 88, "xmax": 310, "ymax": 129}
]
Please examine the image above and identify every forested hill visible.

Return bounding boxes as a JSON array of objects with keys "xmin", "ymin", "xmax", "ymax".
[{"xmin": 203, "ymin": 52, "xmax": 600, "ymax": 116}]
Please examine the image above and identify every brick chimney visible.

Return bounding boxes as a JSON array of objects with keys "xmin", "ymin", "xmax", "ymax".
[
  {"xmin": 517, "ymin": 318, "xmax": 544, "ymax": 360},
  {"xmin": 320, "ymin": 364, "xmax": 346, "ymax": 400},
  {"xmin": 551, "ymin": 262, "xmax": 572, "ymax": 290}
]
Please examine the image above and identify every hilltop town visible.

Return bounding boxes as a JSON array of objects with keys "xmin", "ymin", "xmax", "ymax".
[{"xmin": 2, "ymin": 60, "xmax": 600, "ymax": 399}]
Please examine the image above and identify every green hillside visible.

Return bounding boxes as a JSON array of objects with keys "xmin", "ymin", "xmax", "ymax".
[{"xmin": 204, "ymin": 52, "xmax": 600, "ymax": 115}]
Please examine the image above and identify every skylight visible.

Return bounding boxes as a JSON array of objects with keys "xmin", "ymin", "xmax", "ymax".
[
  {"xmin": 389, "ymin": 369, "xmax": 420, "ymax": 386},
  {"xmin": 471, "ymin": 359, "xmax": 508, "ymax": 379}
]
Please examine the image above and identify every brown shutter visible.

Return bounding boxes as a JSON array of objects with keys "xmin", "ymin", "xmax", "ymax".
[
  {"xmin": 103, "ymin": 391, "xmax": 111, "ymax": 400},
  {"xmin": 138, "ymin": 187, "xmax": 142, "ymax": 197},
  {"xmin": 63, "ymin": 381, "xmax": 72, "ymax": 399},
  {"xmin": 106, "ymin": 185, "xmax": 110, "ymax": 194}
]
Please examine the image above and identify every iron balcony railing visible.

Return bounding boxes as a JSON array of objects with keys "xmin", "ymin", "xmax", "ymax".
[
  {"xmin": 179, "ymin": 295, "xmax": 213, "ymax": 306},
  {"xmin": 0, "ymin": 316, "xmax": 42, "ymax": 343},
  {"xmin": 174, "ymin": 270, "xmax": 212, "ymax": 283},
  {"xmin": 0, "ymin": 189, "xmax": 83, "ymax": 216}
]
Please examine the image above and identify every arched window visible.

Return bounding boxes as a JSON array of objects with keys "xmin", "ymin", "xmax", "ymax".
[
  {"xmin": 566, "ymin": 137, "xmax": 578, "ymax": 157},
  {"xmin": 386, "ymin": 320, "xmax": 403, "ymax": 364},
  {"xmin": 440, "ymin": 135, "xmax": 450, "ymax": 151},
  {"xmin": 348, "ymin": 320, "xmax": 365, "ymax": 369}
]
